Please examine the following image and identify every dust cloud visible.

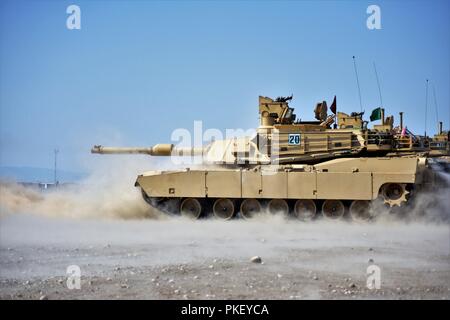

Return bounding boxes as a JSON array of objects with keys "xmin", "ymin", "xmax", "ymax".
[
  {"xmin": 0, "ymin": 158, "xmax": 167, "ymax": 220},
  {"xmin": 372, "ymin": 162, "xmax": 450, "ymax": 224}
]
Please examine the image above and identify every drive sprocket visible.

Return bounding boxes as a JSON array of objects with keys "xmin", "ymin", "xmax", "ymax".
[{"xmin": 381, "ymin": 183, "xmax": 409, "ymax": 207}]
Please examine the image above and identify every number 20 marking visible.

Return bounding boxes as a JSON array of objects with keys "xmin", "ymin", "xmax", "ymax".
[{"xmin": 288, "ymin": 134, "xmax": 301, "ymax": 145}]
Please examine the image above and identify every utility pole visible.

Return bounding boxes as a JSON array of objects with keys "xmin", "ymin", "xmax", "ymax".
[{"xmin": 54, "ymin": 148, "xmax": 59, "ymax": 185}]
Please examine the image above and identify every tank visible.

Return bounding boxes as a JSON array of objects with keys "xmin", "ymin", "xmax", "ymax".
[{"xmin": 91, "ymin": 96, "xmax": 449, "ymax": 221}]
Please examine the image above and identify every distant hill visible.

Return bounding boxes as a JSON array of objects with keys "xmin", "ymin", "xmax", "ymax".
[{"xmin": 0, "ymin": 166, "xmax": 87, "ymax": 183}]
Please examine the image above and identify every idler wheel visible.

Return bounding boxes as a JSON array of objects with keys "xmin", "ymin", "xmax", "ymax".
[
  {"xmin": 322, "ymin": 200, "xmax": 345, "ymax": 219},
  {"xmin": 268, "ymin": 199, "xmax": 289, "ymax": 215},
  {"xmin": 349, "ymin": 200, "xmax": 372, "ymax": 222},
  {"xmin": 141, "ymin": 189, "xmax": 156, "ymax": 206},
  {"xmin": 180, "ymin": 198, "xmax": 202, "ymax": 219},
  {"xmin": 213, "ymin": 198, "xmax": 235, "ymax": 220},
  {"xmin": 293, "ymin": 199, "xmax": 317, "ymax": 220},
  {"xmin": 240, "ymin": 199, "xmax": 262, "ymax": 219}
]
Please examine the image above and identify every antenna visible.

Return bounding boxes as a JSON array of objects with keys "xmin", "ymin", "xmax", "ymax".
[
  {"xmin": 373, "ymin": 62, "xmax": 383, "ymax": 108},
  {"xmin": 352, "ymin": 56, "xmax": 363, "ymax": 112},
  {"xmin": 54, "ymin": 148, "xmax": 59, "ymax": 185},
  {"xmin": 424, "ymin": 79, "xmax": 429, "ymax": 137},
  {"xmin": 432, "ymin": 84, "xmax": 439, "ymax": 134}
]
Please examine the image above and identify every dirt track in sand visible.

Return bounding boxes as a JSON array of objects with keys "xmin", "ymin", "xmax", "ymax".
[{"xmin": 1, "ymin": 213, "xmax": 449, "ymax": 300}]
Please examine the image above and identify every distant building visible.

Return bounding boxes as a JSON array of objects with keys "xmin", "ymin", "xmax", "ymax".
[{"xmin": 18, "ymin": 182, "xmax": 75, "ymax": 191}]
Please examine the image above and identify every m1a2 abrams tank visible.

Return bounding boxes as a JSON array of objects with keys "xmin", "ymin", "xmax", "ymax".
[{"xmin": 91, "ymin": 96, "xmax": 449, "ymax": 221}]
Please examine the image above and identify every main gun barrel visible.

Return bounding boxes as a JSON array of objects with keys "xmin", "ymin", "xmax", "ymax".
[{"xmin": 91, "ymin": 144, "xmax": 204, "ymax": 156}]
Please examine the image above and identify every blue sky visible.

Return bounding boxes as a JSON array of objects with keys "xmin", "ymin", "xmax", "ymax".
[{"xmin": 0, "ymin": 0, "xmax": 449, "ymax": 172}]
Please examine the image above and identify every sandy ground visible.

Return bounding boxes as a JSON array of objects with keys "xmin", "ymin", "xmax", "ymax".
[
  {"xmin": 1, "ymin": 161, "xmax": 449, "ymax": 300},
  {"xmin": 1, "ymin": 213, "xmax": 449, "ymax": 300}
]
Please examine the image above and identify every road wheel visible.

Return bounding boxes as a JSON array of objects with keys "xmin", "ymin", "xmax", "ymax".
[
  {"xmin": 213, "ymin": 198, "xmax": 235, "ymax": 220},
  {"xmin": 268, "ymin": 199, "xmax": 289, "ymax": 215},
  {"xmin": 349, "ymin": 200, "xmax": 372, "ymax": 222},
  {"xmin": 293, "ymin": 199, "xmax": 317, "ymax": 220},
  {"xmin": 180, "ymin": 198, "xmax": 202, "ymax": 219},
  {"xmin": 322, "ymin": 200, "xmax": 345, "ymax": 220},
  {"xmin": 240, "ymin": 199, "xmax": 262, "ymax": 219}
]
